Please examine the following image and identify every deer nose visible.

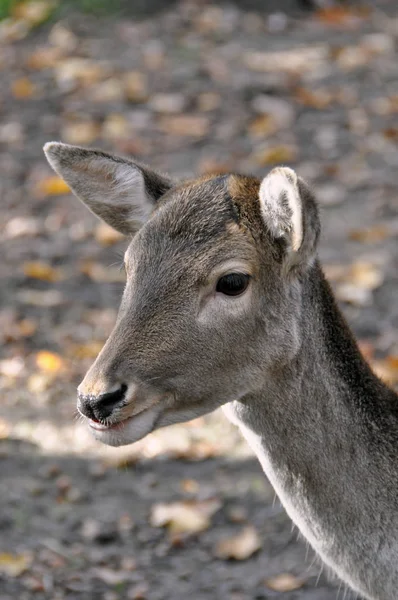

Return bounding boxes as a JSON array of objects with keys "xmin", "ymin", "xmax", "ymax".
[{"xmin": 77, "ymin": 383, "xmax": 128, "ymax": 422}]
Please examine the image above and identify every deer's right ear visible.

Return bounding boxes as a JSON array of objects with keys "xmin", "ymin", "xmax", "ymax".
[{"xmin": 43, "ymin": 142, "xmax": 173, "ymax": 235}]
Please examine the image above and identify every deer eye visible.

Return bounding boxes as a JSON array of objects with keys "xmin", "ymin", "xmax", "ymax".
[{"xmin": 216, "ymin": 273, "xmax": 250, "ymax": 297}]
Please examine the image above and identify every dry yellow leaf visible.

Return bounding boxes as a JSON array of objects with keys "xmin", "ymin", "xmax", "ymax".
[
  {"xmin": 18, "ymin": 318, "xmax": 37, "ymax": 337},
  {"xmin": 11, "ymin": 77, "xmax": 36, "ymax": 99},
  {"xmin": 34, "ymin": 175, "xmax": 70, "ymax": 197},
  {"xmin": 295, "ymin": 87, "xmax": 333, "ymax": 109},
  {"xmin": 150, "ymin": 499, "xmax": 221, "ymax": 535},
  {"xmin": 158, "ymin": 115, "xmax": 210, "ymax": 137},
  {"xmin": 349, "ymin": 262, "xmax": 384, "ymax": 290},
  {"xmin": 12, "ymin": 1, "xmax": 55, "ymax": 25},
  {"xmin": 55, "ymin": 58, "xmax": 109, "ymax": 89},
  {"xmin": 26, "ymin": 47, "xmax": 61, "ymax": 70},
  {"xmin": 265, "ymin": 573, "xmax": 304, "ymax": 592},
  {"xmin": 315, "ymin": 6, "xmax": 369, "ymax": 26},
  {"xmin": 27, "ymin": 372, "xmax": 53, "ymax": 394},
  {"xmin": 0, "ymin": 553, "xmax": 31, "ymax": 577},
  {"xmin": 101, "ymin": 114, "xmax": 130, "ymax": 141},
  {"xmin": 61, "ymin": 121, "xmax": 100, "ymax": 145},
  {"xmin": 23, "ymin": 261, "xmax": 63, "ymax": 282},
  {"xmin": 214, "ymin": 525, "xmax": 261, "ymax": 560},
  {"xmin": 371, "ymin": 356, "xmax": 398, "ymax": 387},
  {"xmin": 123, "ymin": 71, "xmax": 148, "ymax": 103},
  {"xmin": 197, "ymin": 92, "xmax": 221, "ymax": 112},
  {"xmin": 36, "ymin": 350, "xmax": 65, "ymax": 373},
  {"xmin": 68, "ymin": 341, "xmax": 104, "ymax": 360},
  {"xmin": 0, "ymin": 417, "xmax": 10, "ymax": 439},
  {"xmin": 248, "ymin": 115, "xmax": 277, "ymax": 138},
  {"xmin": 95, "ymin": 222, "xmax": 125, "ymax": 246},
  {"xmin": 180, "ymin": 479, "xmax": 200, "ymax": 494},
  {"xmin": 253, "ymin": 145, "xmax": 297, "ymax": 166},
  {"xmin": 80, "ymin": 261, "xmax": 125, "ymax": 283},
  {"xmin": 349, "ymin": 225, "xmax": 390, "ymax": 243}
]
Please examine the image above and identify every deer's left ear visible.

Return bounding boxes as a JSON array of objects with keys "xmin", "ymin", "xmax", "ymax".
[
  {"xmin": 43, "ymin": 142, "xmax": 173, "ymax": 235},
  {"xmin": 259, "ymin": 167, "xmax": 320, "ymax": 272}
]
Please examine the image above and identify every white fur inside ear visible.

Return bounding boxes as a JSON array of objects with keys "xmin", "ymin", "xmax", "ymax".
[
  {"xmin": 94, "ymin": 159, "xmax": 151, "ymax": 224},
  {"xmin": 259, "ymin": 167, "xmax": 303, "ymax": 252}
]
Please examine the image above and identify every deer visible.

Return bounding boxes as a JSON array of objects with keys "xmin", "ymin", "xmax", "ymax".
[{"xmin": 44, "ymin": 141, "xmax": 398, "ymax": 600}]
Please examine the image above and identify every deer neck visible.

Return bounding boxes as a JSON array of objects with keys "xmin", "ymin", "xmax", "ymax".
[{"xmin": 224, "ymin": 262, "xmax": 398, "ymax": 600}]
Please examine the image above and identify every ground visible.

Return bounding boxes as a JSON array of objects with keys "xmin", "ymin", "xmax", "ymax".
[{"xmin": 0, "ymin": 1, "xmax": 397, "ymax": 599}]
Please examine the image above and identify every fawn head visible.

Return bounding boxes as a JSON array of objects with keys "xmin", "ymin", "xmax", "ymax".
[{"xmin": 44, "ymin": 143, "xmax": 320, "ymax": 446}]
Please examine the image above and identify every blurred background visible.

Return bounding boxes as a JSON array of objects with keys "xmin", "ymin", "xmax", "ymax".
[{"xmin": 0, "ymin": 0, "xmax": 397, "ymax": 598}]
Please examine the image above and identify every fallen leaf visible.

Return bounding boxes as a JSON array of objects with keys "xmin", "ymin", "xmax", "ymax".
[
  {"xmin": 150, "ymin": 499, "xmax": 221, "ymax": 535},
  {"xmin": 12, "ymin": 1, "xmax": 55, "ymax": 25},
  {"xmin": 34, "ymin": 175, "xmax": 70, "ymax": 198},
  {"xmin": 61, "ymin": 120, "xmax": 100, "ymax": 145},
  {"xmin": 101, "ymin": 113, "xmax": 130, "ymax": 141},
  {"xmin": 0, "ymin": 357, "xmax": 25, "ymax": 378},
  {"xmin": 89, "ymin": 78, "xmax": 125, "ymax": 103},
  {"xmin": 265, "ymin": 573, "xmax": 304, "ymax": 592},
  {"xmin": 80, "ymin": 261, "xmax": 125, "ymax": 283},
  {"xmin": 357, "ymin": 340, "xmax": 375, "ymax": 362},
  {"xmin": 67, "ymin": 341, "xmax": 104, "ymax": 360},
  {"xmin": 4, "ymin": 216, "xmax": 40, "ymax": 238},
  {"xmin": 17, "ymin": 289, "xmax": 65, "ymax": 306},
  {"xmin": 335, "ymin": 46, "xmax": 368, "ymax": 71},
  {"xmin": 251, "ymin": 95, "xmax": 295, "ymax": 129},
  {"xmin": 214, "ymin": 525, "xmax": 261, "ymax": 560},
  {"xmin": 123, "ymin": 71, "xmax": 148, "ymax": 103},
  {"xmin": 27, "ymin": 372, "xmax": 53, "ymax": 394},
  {"xmin": 95, "ymin": 222, "xmax": 125, "ymax": 246},
  {"xmin": 158, "ymin": 115, "xmax": 209, "ymax": 137},
  {"xmin": 55, "ymin": 59, "xmax": 109, "ymax": 91},
  {"xmin": 26, "ymin": 46, "xmax": 61, "ymax": 70},
  {"xmin": 334, "ymin": 284, "xmax": 372, "ymax": 306},
  {"xmin": 36, "ymin": 350, "xmax": 65, "ymax": 373},
  {"xmin": 244, "ymin": 46, "xmax": 328, "ymax": 74},
  {"xmin": 11, "ymin": 77, "xmax": 36, "ymax": 99},
  {"xmin": 349, "ymin": 225, "xmax": 390, "ymax": 243},
  {"xmin": 371, "ymin": 356, "xmax": 398, "ymax": 387},
  {"xmin": 197, "ymin": 92, "xmax": 221, "ymax": 112},
  {"xmin": 180, "ymin": 479, "xmax": 200, "ymax": 494},
  {"xmin": 90, "ymin": 567, "xmax": 134, "ymax": 585},
  {"xmin": 315, "ymin": 6, "xmax": 368, "ymax": 26},
  {"xmin": 0, "ymin": 553, "xmax": 31, "ymax": 577},
  {"xmin": 197, "ymin": 158, "xmax": 233, "ymax": 175},
  {"xmin": 349, "ymin": 262, "xmax": 384, "ymax": 290},
  {"xmin": 248, "ymin": 115, "xmax": 277, "ymax": 138},
  {"xmin": 149, "ymin": 93, "xmax": 186, "ymax": 114},
  {"xmin": 0, "ymin": 418, "xmax": 11, "ymax": 439},
  {"xmin": 294, "ymin": 87, "xmax": 333, "ymax": 109},
  {"xmin": 48, "ymin": 22, "xmax": 78, "ymax": 51},
  {"xmin": 326, "ymin": 261, "xmax": 384, "ymax": 306},
  {"xmin": 252, "ymin": 145, "xmax": 297, "ymax": 166},
  {"xmin": 23, "ymin": 261, "xmax": 64, "ymax": 282}
]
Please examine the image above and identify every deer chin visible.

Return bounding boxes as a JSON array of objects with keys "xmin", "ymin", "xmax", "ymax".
[{"xmin": 87, "ymin": 403, "xmax": 164, "ymax": 447}]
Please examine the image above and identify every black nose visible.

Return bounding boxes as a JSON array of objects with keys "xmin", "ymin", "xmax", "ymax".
[{"xmin": 78, "ymin": 384, "xmax": 128, "ymax": 421}]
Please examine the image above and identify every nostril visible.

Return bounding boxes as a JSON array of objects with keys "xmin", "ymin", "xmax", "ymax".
[
  {"xmin": 96, "ymin": 384, "xmax": 128, "ymax": 412},
  {"xmin": 78, "ymin": 384, "xmax": 128, "ymax": 422}
]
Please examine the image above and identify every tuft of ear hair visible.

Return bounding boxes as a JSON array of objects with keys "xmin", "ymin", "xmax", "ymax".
[
  {"xmin": 43, "ymin": 142, "xmax": 173, "ymax": 236},
  {"xmin": 259, "ymin": 167, "xmax": 320, "ymax": 272}
]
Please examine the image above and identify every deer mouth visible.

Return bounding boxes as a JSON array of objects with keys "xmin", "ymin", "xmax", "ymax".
[
  {"xmin": 85, "ymin": 402, "xmax": 164, "ymax": 447},
  {"xmin": 88, "ymin": 418, "xmax": 131, "ymax": 432}
]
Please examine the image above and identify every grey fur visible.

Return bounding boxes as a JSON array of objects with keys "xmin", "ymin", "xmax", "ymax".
[{"xmin": 44, "ymin": 142, "xmax": 398, "ymax": 600}]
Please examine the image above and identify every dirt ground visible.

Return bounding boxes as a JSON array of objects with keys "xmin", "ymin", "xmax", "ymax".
[{"xmin": 0, "ymin": 1, "xmax": 397, "ymax": 599}]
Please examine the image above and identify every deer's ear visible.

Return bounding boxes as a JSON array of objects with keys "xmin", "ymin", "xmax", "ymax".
[
  {"xmin": 259, "ymin": 167, "xmax": 320, "ymax": 272},
  {"xmin": 43, "ymin": 142, "xmax": 173, "ymax": 235}
]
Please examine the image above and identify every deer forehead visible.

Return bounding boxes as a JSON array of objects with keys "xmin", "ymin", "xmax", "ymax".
[{"xmin": 126, "ymin": 174, "xmax": 262, "ymax": 275}]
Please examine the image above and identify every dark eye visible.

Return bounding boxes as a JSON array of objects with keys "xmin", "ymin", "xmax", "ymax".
[{"xmin": 216, "ymin": 273, "xmax": 251, "ymax": 297}]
